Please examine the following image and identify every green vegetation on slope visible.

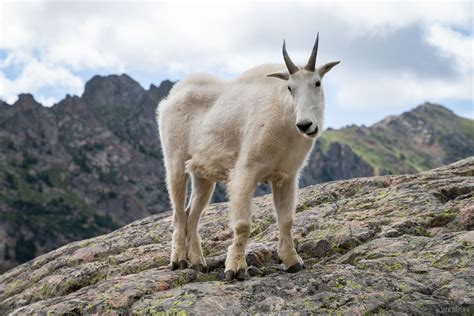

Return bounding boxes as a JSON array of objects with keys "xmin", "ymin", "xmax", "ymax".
[{"xmin": 315, "ymin": 103, "xmax": 474, "ymax": 176}]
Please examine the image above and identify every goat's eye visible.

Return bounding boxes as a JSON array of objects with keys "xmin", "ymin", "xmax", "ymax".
[
  {"xmin": 315, "ymin": 81, "xmax": 321, "ymax": 87},
  {"xmin": 288, "ymin": 86, "xmax": 292, "ymax": 92}
]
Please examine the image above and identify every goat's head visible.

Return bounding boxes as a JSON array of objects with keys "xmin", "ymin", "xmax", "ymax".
[{"xmin": 267, "ymin": 34, "xmax": 339, "ymax": 138}]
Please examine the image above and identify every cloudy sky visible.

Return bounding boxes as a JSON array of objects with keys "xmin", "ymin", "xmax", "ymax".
[{"xmin": 0, "ymin": 0, "xmax": 472, "ymax": 128}]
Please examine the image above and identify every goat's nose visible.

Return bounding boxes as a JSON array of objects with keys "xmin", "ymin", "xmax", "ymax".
[{"xmin": 296, "ymin": 121, "xmax": 312, "ymax": 133}]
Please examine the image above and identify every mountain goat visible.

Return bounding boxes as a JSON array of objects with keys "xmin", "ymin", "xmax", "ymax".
[{"xmin": 158, "ymin": 34, "xmax": 339, "ymax": 281}]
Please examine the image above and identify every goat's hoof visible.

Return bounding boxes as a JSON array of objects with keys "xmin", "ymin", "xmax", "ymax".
[
  {"xmin": 224, "ymin": 269, "xmax": 246, "ymax": 281},
  {"xmin": 224, "ymin": 270, "xmax": 235, "ymax": 281},
  {"xmin": 192, "ymin": 264, "xmax": 207, "ymax": 273},
  {"xmin": 178, "ymin": 260, "xmax": 188, "ymax": 270},
  {"xmin": 170, "ymin": 261, "xmax": 179, "ymax": 271},
  {"xmin": 286, "ymin": 262, "xmax": 305, "ymax": 273},
  {"xmin": 236, "ymin": 268, "xmax": 246, "ymax": 281}
]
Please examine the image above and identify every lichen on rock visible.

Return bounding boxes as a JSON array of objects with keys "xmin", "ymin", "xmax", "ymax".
[{"xmin": 1, "ymin": 157, "xmax": 473, "ymax": 314}]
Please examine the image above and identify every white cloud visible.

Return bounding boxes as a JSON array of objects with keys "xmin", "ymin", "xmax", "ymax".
[
  {"xmin": 426, "ymin": 24, "xmax": 474, "ymax": 74},
  {"xmin": 335, "ymin": 1, "xmax": 472, "ymax": 33},
  {"xmin": 0, "ymin": 59, "xmax": 84, "ymax": 106},
  {"xmin": 333, "ymin": 68, "xmax": 472, "ymax": 110},
  {"xmin": 0, "ymin": 0, "xmax": 472, "ymax": 121}
]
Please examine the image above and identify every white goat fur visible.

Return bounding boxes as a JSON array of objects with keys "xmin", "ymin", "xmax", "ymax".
[{"xmin": 158, "ymin": 60, "xmax": 338, "ymax": 277}]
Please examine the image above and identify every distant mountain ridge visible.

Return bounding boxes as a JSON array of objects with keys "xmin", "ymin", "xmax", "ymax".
[
  {"xmin": 0, "ymin": 75, "xmax": 173, "ymax": 272},
  {"xmin": 306, "ymin": 102, "xmax": 474, "ymax": 186},
  {"xmin": 0, "ymin": 73, "xmax": 473, "ymax": 273}
]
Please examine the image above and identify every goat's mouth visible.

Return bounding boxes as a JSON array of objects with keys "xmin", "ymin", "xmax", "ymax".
[
  {"xmin": 305, "ymin": 130, "xmax": 318, "ymax": 137},
  {"xmin": 298, "ymin": 129, "xmax": 318, "ymax": 138}
]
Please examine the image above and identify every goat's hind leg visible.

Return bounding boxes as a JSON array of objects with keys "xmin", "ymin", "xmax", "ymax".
[
  {"xmin": 167, "ymin": 165, "xmax": 188, "ymax": 270},
  {"xmin": 186, "ymin": 174, "xmax": 215, "ymax": 272}
]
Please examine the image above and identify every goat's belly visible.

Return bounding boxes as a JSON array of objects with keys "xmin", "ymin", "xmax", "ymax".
[{"xmin": 185, "ymin": 151, "xmax": 237, "ymax": 182}]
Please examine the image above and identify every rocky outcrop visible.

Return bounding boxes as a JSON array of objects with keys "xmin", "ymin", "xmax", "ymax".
[{"xmin": 1, "ymin": 157, "xmax": 472, "ymax": 315}]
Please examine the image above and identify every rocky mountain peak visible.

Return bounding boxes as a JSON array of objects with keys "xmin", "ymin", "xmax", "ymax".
[
  {"xmin": 13, "ymin": 94, "xmax": 42, "ymax": 112},
  {"xmin": 374, "ymin": 102, "xmax": 453, "ymax": 128},
  {"xmin": 415, "ymin": 101, "xmax": 454, "ymax": 113},
  {"xmin": 51, "ymin": 94, "xmax": 88, "ymax": 116},
  {"xmin": 82, "ymin": 74, "xmax": 146, "ymax": 108},
  {"xmin": 148, "ymin": 80, "xmax": 175, "ymax": 100},
  {"xmin": 408, "ymin": 102, "xmax": 456, "ymax": 122},
  {"xmin": 155, "ymin": 79, "xmax": 174, "ymax": 92}
]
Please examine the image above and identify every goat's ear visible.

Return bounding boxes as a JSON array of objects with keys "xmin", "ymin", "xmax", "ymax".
[
  {"xmin": 267, "ymin": 71, "xmax": 289, "ymax": 81},
  {"xmin": 318, "ymin": 61, "xmax": 340, "ymax": 77}
]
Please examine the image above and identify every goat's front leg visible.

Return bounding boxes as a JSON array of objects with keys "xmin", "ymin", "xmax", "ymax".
[
  {"xmin": 272, "ymin": 176, "xmax": 305, "ymax": 273},
  {"xmin": 225, "ymin": 171, "xmax": 256, "ymax": 281}
]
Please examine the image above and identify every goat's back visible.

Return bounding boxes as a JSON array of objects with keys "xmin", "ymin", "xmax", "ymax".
[{"xmin": 158, "ymin": 64, "xmax": 291, "ymax": 169}]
